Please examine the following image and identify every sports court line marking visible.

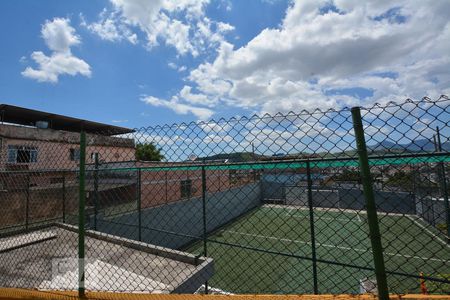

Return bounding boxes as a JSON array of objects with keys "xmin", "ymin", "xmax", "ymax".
[
  {"xmin": 356, "ymin": 213, "xmax": 362, "ymax": 222},
  {"xmin": 264, "ymin": 204, "xmax": 410, "ymax": 217},
  {"xmin": 283, "ymin": 208, "xmax": 362, "ymax": 223},
  {"xmin": 406, "ymin": 215, "xmax": 449, "ymax": 248},
  {"xmin": 285, "ymin": 214, "xmax": 359, "ymax": 223},
  {"xmin": 223, "ymin": 230, "xmax": 449, "ymax": 263}
]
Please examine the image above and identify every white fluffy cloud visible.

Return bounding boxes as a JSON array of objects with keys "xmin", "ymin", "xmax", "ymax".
[
  {"xmin": 80, "ymin": 10, "xmax": 137, "ymax": 44},
  {"xmin": 22, "ymin": 18, "xmax": 91, "ymax": 83},
  {"xmin": 83, "ymin": 0, "xmax": 450, "ymax": 120},
  {"xmin": 84, "ymin": 0, "xmax": 233, "ymax": 57},
  {"xmin": 141, "ymin": 0, "xmax": 449, "ymax": 119},
  {"xmin": 141, "ymin": 95, "xmax": 214, "ymax": 120},
  {"xmin": 41, "ymin": 17, "xmax": 81, "ymax": 52}
]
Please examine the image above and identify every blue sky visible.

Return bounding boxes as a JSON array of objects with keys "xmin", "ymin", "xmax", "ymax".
[
  {"xmin": 0, "ymin": 0, "xmax": 288, "ymax": 127},
  {"xmin": 0, "ymin": 0, "xmax": 449, "ymax": 131}
]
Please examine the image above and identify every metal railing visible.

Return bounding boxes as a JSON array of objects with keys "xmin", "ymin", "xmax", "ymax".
[{"xmin": 0, "ymin": 96, "xmax": 449, "ymax": 297}]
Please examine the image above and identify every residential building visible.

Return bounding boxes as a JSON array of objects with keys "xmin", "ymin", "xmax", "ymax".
[{"xmin": 0, "ymin": 104, "xmax": 135, "ymax": 188}]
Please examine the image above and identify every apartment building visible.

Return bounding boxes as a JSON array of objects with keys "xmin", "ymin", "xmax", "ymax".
[{"xmin": 0, "ymin": 104, "xmax": 135, "ymax": 189}]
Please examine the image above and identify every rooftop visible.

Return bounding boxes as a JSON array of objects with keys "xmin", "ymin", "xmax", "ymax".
[
  {"xmin": 0, "ymin": 104, "xmax": 134, "ymax": 136},
  {"xmin": 0, "ymin": 223, "xmax": 213, "ymax": 293}
]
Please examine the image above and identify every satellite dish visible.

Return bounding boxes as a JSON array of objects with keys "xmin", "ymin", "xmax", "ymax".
[{"xmin": 188, "ymin": 154, "xmax": 197, "ymax": 161}]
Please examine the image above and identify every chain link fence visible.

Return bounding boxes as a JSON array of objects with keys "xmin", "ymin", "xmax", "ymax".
[{"xmin": 0, "ymin": 96, "xmax": 449, "ymax": 297}]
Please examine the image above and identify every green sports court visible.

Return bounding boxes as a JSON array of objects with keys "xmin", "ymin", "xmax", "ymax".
[{"xmin": 186, "ymin": 205, "xmax": 450, "ymax": 294}]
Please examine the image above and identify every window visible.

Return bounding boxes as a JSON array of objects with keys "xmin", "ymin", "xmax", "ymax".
[
  {"xmin": 91, "ymin": 153, "xmax": 100, "ymax": 162},
  {"xmin": 180, "ymin": 179, "xmax": 192, "ymax": 198},
  {"xmin": 70, "ymin": 148, "xmax": 80, "ymax": 161},
  {"xmin": 7, "ymin": 145, "xmax": 38, "ymax": 163}
]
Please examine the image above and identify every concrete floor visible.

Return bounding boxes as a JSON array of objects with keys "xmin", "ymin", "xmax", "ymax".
[{"xmin": 0, "ymin": 224, "xmax": 212, "ymax": 293}]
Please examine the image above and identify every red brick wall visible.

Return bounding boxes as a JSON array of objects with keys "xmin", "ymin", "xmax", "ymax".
[
  {"xmin": 0, "ymin": 138, "xmax": 135, "ymax": 171},
  {"xmin": 138, "ymin": 165, "xmax": 257, "ymax": 209},
  {"xmin": 0, "ymin": 185, "xmax": 78, "ymax": 227}
]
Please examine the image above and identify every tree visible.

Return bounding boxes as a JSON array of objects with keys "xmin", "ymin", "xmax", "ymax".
[
  {"xmin": 135, "ymin": 143, "xmax": 164, "ymax": 161},
  {"xmin": 385, "ymin": 170, "xmax": 438, "ymax": 192},
  {"xmin": 333, "ymin": 169, "xmax": 361, "ymax": 182},
  {"xmin": 385, "ymin": 170, "xmax": 413, "ymax": 191}
]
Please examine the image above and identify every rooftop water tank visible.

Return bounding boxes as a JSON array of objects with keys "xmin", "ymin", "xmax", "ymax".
[{"xmin": 35, "ymin": 121, "xmax": 49, "ymax": 129}]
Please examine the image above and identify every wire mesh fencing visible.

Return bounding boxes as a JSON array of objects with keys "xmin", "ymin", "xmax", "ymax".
[
  {"xmin": 0, "ymin": 96, "xmax": 449, "ymax": 297},
  {"xmin": 0, "ymin": 127, "xmax": 78, "ymax": 291}
]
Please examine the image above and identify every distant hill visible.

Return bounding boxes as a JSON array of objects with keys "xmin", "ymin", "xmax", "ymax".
[
  {"xmin": 196, "ymin": 152, "xmax": 268, "ymax": 162},
  {"xmin": 369, "ymin": 138, "xmax": 450, "ymax": 152},
  {"xmin": 197, "ymin": 139, "xmax": 450, "ymax": 163}
]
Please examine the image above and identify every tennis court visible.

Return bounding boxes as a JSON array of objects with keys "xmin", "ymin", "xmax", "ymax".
[{"xmin": 186, "ymin": 205, "xmax": 450, "ymax": 294}]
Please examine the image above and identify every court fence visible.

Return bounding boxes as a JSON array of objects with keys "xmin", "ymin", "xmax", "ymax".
[{"xmin": 0, "ymin": 96, "xmax": 450, "ymax": 299}]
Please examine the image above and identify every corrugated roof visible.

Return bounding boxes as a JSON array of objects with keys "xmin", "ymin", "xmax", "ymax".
[{"xmin": 0, "ymin": 104, "xmax": 134, "ymax": 135}]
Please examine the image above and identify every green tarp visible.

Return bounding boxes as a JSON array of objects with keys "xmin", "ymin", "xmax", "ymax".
[{"xmin": 97, "ymin": 154, "xmax": 450, "ymax": 172}]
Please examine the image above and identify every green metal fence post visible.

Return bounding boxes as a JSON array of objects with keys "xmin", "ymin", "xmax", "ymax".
[
  {"xmin": 433, "ymin": 135, "xmax": 441, "ymax": 227},
  {"xmin": 137, "ymin": 168, "xmax": 142, "ymax": 242},
  {"xmin": 93, "ymin": 153, "xmax": 99, "ymax": 230},
  {"xmin": 351, "ymin": 107, "xmax": 389, "ymax": 300},
  {"xmin": 62, "ymin": 171, "xmax": 66, "ymax": 223},
  {"xmin": 436, "ymin": 127, "xmax": 450, "ymax": 239},
  {"xmin": 306, "ymin": 160, "xmax": 319, "ymax": 294},
  {"xmin": 165, "ymin": 170, "xmax": 168, "ymax": 204},
  {"xmin": 78, "ymin": 131, "xmax": 86, "ymax": 298},
  {"xmin": 25, "ymin": 174, "xmax": 30, "ymax": 230},
  {"xmin": 201, "ymin": 164, "xmax": 208, "ymax": 294}
]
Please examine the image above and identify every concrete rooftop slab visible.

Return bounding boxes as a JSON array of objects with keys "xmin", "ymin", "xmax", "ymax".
[
  {"xmin": 39, "ymin": 260, "xmax": 170, "ymax": 293},
  {"xmin": 0, "ymin": 231, "xmax": 56, "ymax": 253},
  {"xmin": 0, "ymin": 224, "xmax": 213, "ymax": 294}
]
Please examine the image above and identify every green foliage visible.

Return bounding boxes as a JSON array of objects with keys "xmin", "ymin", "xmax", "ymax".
[
  {"xmin": 436, "ymin": 223, "xmax": 447, "ymax": 233},
  {"xmin": 385, "ymin": 170, "xmax": 413, "ymax": 190},
  {"xmin": 385, "ymin": 170, "xmax": 438, "ymax": 191},
  {"xmin": 426, "ymin": 273, "xmax": 450, "ymax": 294},
  {"xmin": 333, "ymin": 169, "xmax": 361, "ymax": 182},
  {"xmin": 135, "ymin": 143, "xmax": 164, "ymax": 161}
]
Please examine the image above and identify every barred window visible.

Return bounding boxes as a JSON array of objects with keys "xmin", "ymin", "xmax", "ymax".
[
  {"xmin": 180, "ymin": 179, "xmax": 192, "ymax": 198},
  {"xmin": 69, "ymin": 148, "xmax": 80, "ymax": 161},
  {"xmin": 7, "ymin": 145, "xmax": 38, "ymax": 163}
]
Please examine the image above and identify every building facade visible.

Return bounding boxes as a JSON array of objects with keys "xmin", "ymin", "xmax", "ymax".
[{"xmin": 0, "ymin": 104, "xmax": 135, "ymax": 189}]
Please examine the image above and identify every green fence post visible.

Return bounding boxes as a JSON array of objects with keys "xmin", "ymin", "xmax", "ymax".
[
  {"xmin": 93, "ymin": 153, "xmax": 99, "ymax": 230},
  {"xmin": 201, "ymin": 164, "xmax": 208, "ymax": 294},
  {"xmin": 306, "ymin": 160, "xmax": 319, "ymax": 294},
  {"xmin": 25, "ymin": 174, "xmax": 30, "ymax": 230},
  {"xmin": 78, "ymin": 131, "xmax": 86, "ymax": 298},
  {"xmin": 351, "ymin": 107, "xmax": 389, "ymax": 299},
  {"xmin": 62, "ymin": 171, "xmax": 66, "ymax": 223},
  {"xmin": 436, "ymin": 127, "xmax": 450, "ymax": 239},
  {"xmin": 165, "ymin": 170, "xmax": 168, "ymax": 204},
  {"xmin": 137, "ymin": 168, "xmax": 142, "ymax": 242}
]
